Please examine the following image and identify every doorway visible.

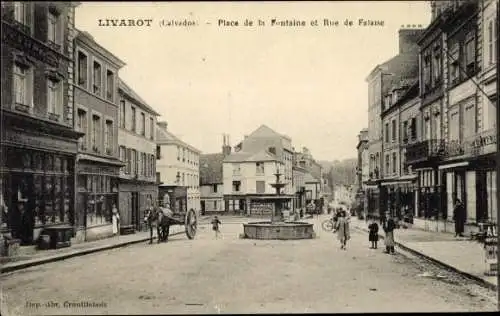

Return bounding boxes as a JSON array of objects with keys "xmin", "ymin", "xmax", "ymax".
[{"xmin": 131, "ymin": 192, "xmax": 139, "ymax": 230}]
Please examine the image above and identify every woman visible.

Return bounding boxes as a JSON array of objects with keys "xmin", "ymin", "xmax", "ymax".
[
  {"xmin": 112, "ymin": 204, "xmax": 120, "ymax": 236},
  {"xmin": 335, "ymin": 210, "xmax": 350, "ymax": 250},
  {"xmin": 383, "ymin": 215, "xmax": 396, "ymax": 254},
  {"xmin": 368, "ymin": 216, "xmax": 379, "ymax": 249},
  {"xmin": 453, "ymin": 198, "xmax": 465, "ymax": 238}
]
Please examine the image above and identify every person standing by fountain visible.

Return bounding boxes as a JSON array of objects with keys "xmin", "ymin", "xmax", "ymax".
[{"xmin": 334, "ymin": 210, "xmax": 350, "ymax": 250}]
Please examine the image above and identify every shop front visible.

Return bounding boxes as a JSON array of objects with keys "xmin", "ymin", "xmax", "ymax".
[
  {"xmin": 159, "ymin": 186, "xmax": 187, "ymax": 213},
  {"xmin": 118, "ymin": 180, "xmax": 157, "ymax": 233},
  {"xmin": 0, "ymin": 117, "xmax": 81, "ymax": 248},
  {"xmin": 75, "ymin": 161, "xmax": 120, "ymax": 242}
]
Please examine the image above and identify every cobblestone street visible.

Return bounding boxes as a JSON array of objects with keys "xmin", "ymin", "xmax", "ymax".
[{"xmin": 1, "ymin": 217, "xmax": 496, "ymax": 315}]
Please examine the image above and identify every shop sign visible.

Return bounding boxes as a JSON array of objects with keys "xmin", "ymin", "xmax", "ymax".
[
  {"xmin": 484, "ymin": 238, "xmax": 498, "ymax": 276},
  {"xmin": 2, "ymin": 21, "xmax": 60, "ymax": 68}
]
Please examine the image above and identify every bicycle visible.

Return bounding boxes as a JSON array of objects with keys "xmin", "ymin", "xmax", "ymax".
[{"xmin": 321, "ymin": 218, "xmax": 336, "ymax": 232}]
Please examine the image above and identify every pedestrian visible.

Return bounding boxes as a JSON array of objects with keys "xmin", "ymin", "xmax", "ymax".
[
  {"xmin": 367, "ymin": 216, "xmax": 379, "ymax": 249},
  {"xmin": 453, "ymin": 198, "xmax": 466, "ymax": 238},
  {"xmin": 334, "ymin": 210, "xmax": 350, "ymax": 250},
  {"xmin": 112, "ymin": 204, "xmax": 120, "ymax": 236},
  {"xmin": 211, "ymin": 215, "xmax": 222, "ymax": 239},
  {"xmin": 383, "ymin": 215, "xmax": 396, "ymax": 254}
]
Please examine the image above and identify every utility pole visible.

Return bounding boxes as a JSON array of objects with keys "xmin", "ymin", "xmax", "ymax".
[{"xmin": 496, "ymin": 1, "xmax": 499, "ymax": 309}]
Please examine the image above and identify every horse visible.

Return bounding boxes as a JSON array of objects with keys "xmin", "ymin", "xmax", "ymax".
[{"xmin": 144, "ymin": 207, "xmax": 172, "ymax": 244}]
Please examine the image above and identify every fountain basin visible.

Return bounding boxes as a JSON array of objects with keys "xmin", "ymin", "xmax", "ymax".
[{"xmin": 242, "ymin": 221, "xmax": 315, "ymax": 240}]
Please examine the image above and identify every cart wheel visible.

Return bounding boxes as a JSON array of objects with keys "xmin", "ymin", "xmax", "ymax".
[{"xmin": 185, "ymin": 209, "xmax": 197, "ymax": 239}]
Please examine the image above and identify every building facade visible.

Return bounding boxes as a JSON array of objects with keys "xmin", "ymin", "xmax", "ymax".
[
  {"xmin": 223, "ymin": 149, "xmax": 288, "ymax": 216},
  {"xmin": 1, "ymin": 2, "xmax": 83, "ymax": 248},
  {"xmin": 292, "ymin": 164, "xmax": 307, "ymax": 212},
  {"xmin": 355, "ymin": 129, "xmax": 369, "ymax": 216},
  {"xmin": 294, "ymin": 147, "xmax": 324, "ymax": 210},
  {"xmin": 405, "ymin": 0, "xmax": 498, "ymax": 233},
  {"xmin": 365, "ymin": 28, "xmax": 423, "ymax": 219},
  {"xmin": 199, "ymin": 135, "xmax": 231, "ymax": 214},
  {"xmin": 156, "ymin": 122, "xmax": 201, "ymax": 215},
  {"xmin": 73, "ymin": 31, "xmax": 125, "ymax": 242},
  {"xmin": 117, "ymin": 79, "xmax": 159, "ymax": 233}
]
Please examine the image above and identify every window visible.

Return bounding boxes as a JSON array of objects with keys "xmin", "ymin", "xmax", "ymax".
[
  {"xmin": 486, "ymin": 19, "xmax": 498, "ymax": 66},
  {"xmin": 385, "ymin": 154, "xmax": 390, "ymax": 176},
  {"xmin": 13, "ymin": 64, "xmax": 28, "ymax": 106},
  {"xmin": 232, "ymin": 181, "xmax": 241, "ymax": 192},
  {"xmin": 106, "ymin": 70, "xmax": 114, "ymax": 101},
  {"xmin": 13, "ymin": 2, "xmax": 28, "ymax": 25},
  {"xmin": 256, "ymin": 181, "xmax": 265, "ymax": 194},
  {"xmin": 463, "ymin": 104, "xmax": 476, "ymax": 139},
  {"xmin": 256, "ymin": 162, "xmax": 264, "ymax": 175},
  {"xmin": 449, "ymin": 110, "xmax": 460, "ymax": 141},
  {"xmin": 424, "ymin": 117, "xmax": 431, "ymax": 140},
  {"xmin": 131, "ymin": 150, "xmax": 137, "ymax": 175},
  {"xmin": 182, "ymin": 173, "xmax": 185, "ymax": 186},
  {"xmin": 137, "ymin": 153, "xmax": 142, "ymax": 176},
  {"xmin": 156, "ymin": 172, "xmax": 161, "ymax": 184},
  {"xmin": 385, "ymin": 123, "xmax": 389, "ymax": 143},
  {"xmin": 119, "ymin": 100, "xmax": 126, "ymax": 128},
  {"xmin": 182, "ymin": 148, "xmax": 186, "ymax": 162},
  {"xmin": 131, "ymin": 107, "xmax": 136, "ymax": 132},
  {"xmin": 156, "ymin": 145, "xmax": 161, "ymax": 159},
  {"xmin": 47, "ymin": 79, "xmax": 62, "ymax": 116},
  {"xmin": 233, "ymin": 163, "xmax": 241, "ymax": 175},
  {"xmin": 177, "ymin": 146, "xmax": 180, "ymax": 160},
  {"xmin": 105, "ymin": 120, "xmax": 113, "ymax": 154},
  {"xmin": 92, "ymin": 61, "xmax": 102, "ymax": 95},
  {"xmin": 77, "ymin": 52, "xmax": 88, "ymax": 87},
  {"xmin": 140, "ymin": 112, "xmax": 145, "ymax": 136},
  {"xmin": 47, "ymin": 10, "xmax": 60, "ymax": 48},
  {"xmin": 150, "ymin": 117, "xmax": 154, "ymax": 140},
  {"xmin": 119, "ymin": 146, "xmax": 126, "ymax": 161},
  {"xmin": 432, "ymin": 45, "xmax": 442, "ymax": 84},
  {"xmin": 391, "ymin": 119, "xmax": 396, "ymax": 142},
  {"xmin": 142, "ymin": 153, "xmax": 147, "ymax": 176},
  {"xmin": 449, "ymin": 42, "xmax": 460, "ymax": 84},
  {"xmin": 213, "ymin": 201, "xmax": 217, "ymax": 210},
  {"xmin": 126, "ymin": 148, "xmax": 131, "ymax": 174},
  {"xmin": 464, "ymin": 31, "xmax": 476, "ymax": 77},
  {"xmin": 410, "ymin": 117, "xmax": 417, "ymax": 140},
  {"xmin": 422, "ymin": 51, "xmax": 432, "ymax": 90},
  {"xmin": 91, "ymin": 115, "xmax": 101, "ymax": 153},
  {"xmin": 392, "ymin": 152, "xmax": 397, "ymax": 174},
  {"xmin": 77, "ymin": 109, "xmax": 87, "ymax": 150}
]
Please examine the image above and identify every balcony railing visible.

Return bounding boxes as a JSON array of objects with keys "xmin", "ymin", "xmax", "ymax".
[{"xmin": 405, "ymin": 139, "xmax": 445, "ymax": 164}]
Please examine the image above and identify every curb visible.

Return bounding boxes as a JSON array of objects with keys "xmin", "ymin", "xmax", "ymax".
[
  {"xmin": 353, "ymin": 225, "xmax": 498, "ymax": 291},
  {"xmin": 1, "ymin": 231, "xmax": 185, "ymax": 274}
]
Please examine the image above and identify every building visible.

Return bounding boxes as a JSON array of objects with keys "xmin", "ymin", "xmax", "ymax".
[
  {"xmin": 117, "ymin": 79, "xmax": 159, "ymax": 233},
  {"xmin": 156, "ymin": 122, "xmax": 201, "ymax": 215},
  {"xmin": 199, "ymin": 134, "xmax": 231, "ymax": 214},
  {"xmin": 381, "ymin": 80, "xmax": 420, "ymax": 220},
  {"xmin": 355, "ymin": 129, "xmax": 369, "ymax": 216},
  {"xmin": 224, "ymin": 125, "xmax": 295, "ymax": 215},
  {"xmin": 405, "ymin": 0, "xmax": 498, "ymax": 233},
  {"xmin": 294, "ymin": 147, "xmax": 324, "ymax": 210},
  {"xmin": 73, "ymin": 31, "xmax": 125, "ymax": 242},
  {"xmin": 1, "ymin": 2, "xmax": 83, "ymax": 248},
  {"xmin": 365, "ymin": 28, "xmax": 424, "ymax": 219},
  {"xmin": 292, "ymin": 164, "xmax": 307, "ymax": 211}
]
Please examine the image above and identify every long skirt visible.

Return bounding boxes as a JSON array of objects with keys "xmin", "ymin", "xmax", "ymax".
[
  {"xmin": 112, "ymin": 216, "xmax": 119, "ymax": 234},
  {"xmin": 384, "ymin": 231, "xmax": 395, "ymax": 247}
]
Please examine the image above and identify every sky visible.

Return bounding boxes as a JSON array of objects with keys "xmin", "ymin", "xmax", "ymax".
[{"xmin": 75, "ymin": 1, "xmax": 431, "ymax": 161}]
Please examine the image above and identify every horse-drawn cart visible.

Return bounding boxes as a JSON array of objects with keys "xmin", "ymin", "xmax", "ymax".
[{"xmin": 145, "ymin": 207, "xmax": 198, "ymax": 243}]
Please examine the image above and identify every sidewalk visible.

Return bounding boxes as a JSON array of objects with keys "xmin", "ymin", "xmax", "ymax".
[
  {"xmin": 1, "ymin": 224, "xmax": 188, "ymax": 274},
  {"xmin": 350, "ymin": 217, "xmax": 497, "ymax": 290}
]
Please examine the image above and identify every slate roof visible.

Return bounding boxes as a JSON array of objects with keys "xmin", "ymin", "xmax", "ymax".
[
  {"xmin": 118, "ymin": 78, "xmax": 160, "ymax": 116},
  {"xmin": 200, "ymin": 153, "xmax": 224, "ymax": 185},
  {"xmin": 156, "ymin": 125, "xmax": 201, "ymax": 153},
  {"xmin": 380, "ymin": 53, "xmax": 420, "ymax": 95},
  {"xmin": 223, "ymin": 149, "xmax": 278, "ymax": 163}
]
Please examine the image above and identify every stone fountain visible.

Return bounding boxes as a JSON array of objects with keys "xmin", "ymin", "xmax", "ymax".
[{"xmin": 242, "ymin": 164, "xmax": 315, "ymax": 240}]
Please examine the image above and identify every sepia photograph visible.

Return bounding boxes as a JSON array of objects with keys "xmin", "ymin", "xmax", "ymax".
[{"xmin": 0, "ymin": 0, "xmax": 499, "ymax": 314}]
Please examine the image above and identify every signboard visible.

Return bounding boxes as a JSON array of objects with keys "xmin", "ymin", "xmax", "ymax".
[{"xmin": 484, "ymin": 238, "xmax": 498, "ymax": 276}]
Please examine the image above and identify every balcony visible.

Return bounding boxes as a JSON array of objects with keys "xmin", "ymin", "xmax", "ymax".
[
  {"xmin": 405, "ymin": 139, "xmax": 445, "ymax": 164},
  {"xmin": 46, "ymin": 40, "xmax": 61, "ymax": 52}
]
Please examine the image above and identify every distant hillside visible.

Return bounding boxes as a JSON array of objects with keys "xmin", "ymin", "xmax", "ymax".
[{"xmin": 319, "ymin": 158, "xmax": 357, "ymax": 190}]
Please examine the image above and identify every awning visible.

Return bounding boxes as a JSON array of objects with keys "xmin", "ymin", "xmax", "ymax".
[{"xmin": 438, "ymin": 161, "xmax": 469, "ymax": 170}]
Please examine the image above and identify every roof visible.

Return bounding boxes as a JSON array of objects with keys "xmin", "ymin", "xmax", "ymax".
[
  {"xmin": 380, "ymin": 53, "xmax": 420, "ymax": 95},
  {"xmin": 200, "ymin": 153, "xmax": 224, "ymax": 184},
  {"xmin": 305, "ymin": 173, "xmax": 321, "ymax": 183},
  {"xmin": 118, "ymin": 79, "xmax": 160, "ymax": 116},
  {"xmin": 223, "ymin": 149, "xmax": 278, "ymax": 163},
  {"xmin": 237, "ymin": 125, "xmax": 293, "ymax": 159},
  {"xmin": 156, "ymin": 125, "xmax": 201, "ymax": 153},
  {"xmin": 75, "ymin": 29, "xmax": 126, "ymax": 68}
]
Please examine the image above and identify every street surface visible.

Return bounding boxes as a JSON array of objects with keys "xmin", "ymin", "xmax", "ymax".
[{"xmin": 1, "ymin": 216, "xmax": 497, "ymax": 315}]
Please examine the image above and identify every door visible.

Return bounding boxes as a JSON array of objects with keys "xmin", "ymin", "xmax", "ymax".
[
  {"xmin": 201, "ymin": 200, "xmax": 205, "ymax": 214},
  {"xmin": 131, "ymin": 192, "xmax": 139, "ymax": 229}
]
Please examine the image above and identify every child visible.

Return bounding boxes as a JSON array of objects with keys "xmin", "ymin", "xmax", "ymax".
[
  {"xmin": 368, "ymin": 216, "xmax": 379, "ymax": 249},
  {"xmin": 211, "ymin": 216, "xmax": 221, "ymax": 239}
]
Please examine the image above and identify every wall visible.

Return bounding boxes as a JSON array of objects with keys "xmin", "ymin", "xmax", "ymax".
[
  {"xmin": 223, "ymin": 161, "xmax": 279, "ymax": 195},
  {"xmin": 119, "ymin": 97, "xmax": 156, "ymax": 141}
]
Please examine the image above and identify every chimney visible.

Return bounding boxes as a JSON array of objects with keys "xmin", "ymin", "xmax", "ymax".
[
  {"xmin": 398, "ymin": 29, "xmax": 424, "ymax": 54},
  {"xmin": 222, "ymin": 134, "xmax": 231, "ymax": 156},
  {"xmin": 157, "ymin": 121, "xmax": 168, "ymax": 130}
]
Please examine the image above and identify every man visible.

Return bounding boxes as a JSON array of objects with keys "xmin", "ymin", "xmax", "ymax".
[{"xmin": 453, "ymin": 198, "xmax": 466, "ymax": 238}]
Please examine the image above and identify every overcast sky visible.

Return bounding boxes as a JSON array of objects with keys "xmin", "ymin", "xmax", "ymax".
[{"xmin": 75, "ymin": 1, "xmax": 430, "ymax": 161}]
